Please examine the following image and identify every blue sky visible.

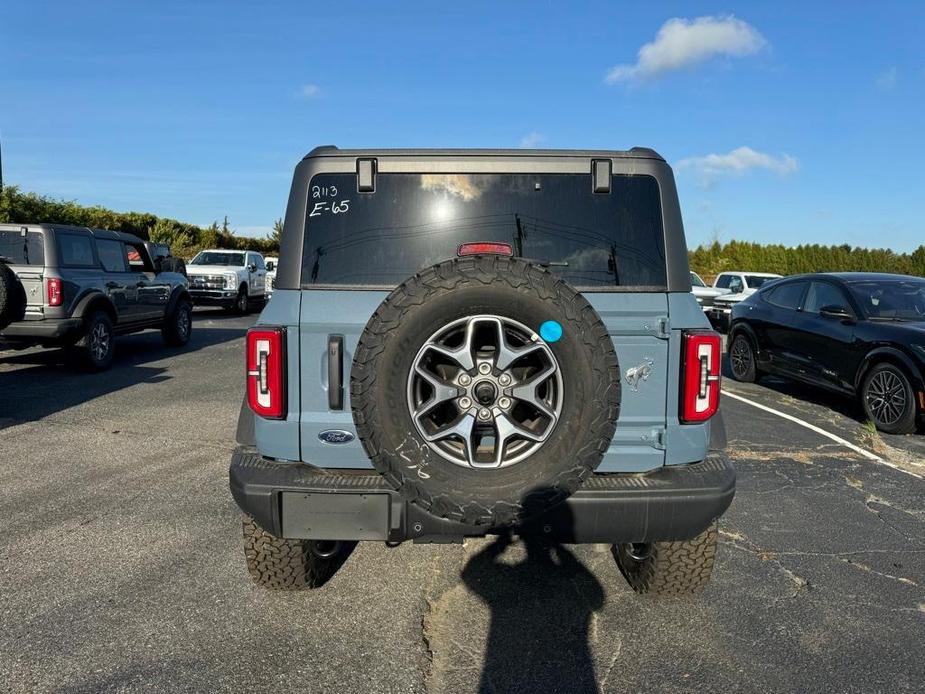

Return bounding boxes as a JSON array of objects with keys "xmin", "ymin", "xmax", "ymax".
[{"xmin": 1, "ymin": 1, "xmax": 923, "ymax": 250}]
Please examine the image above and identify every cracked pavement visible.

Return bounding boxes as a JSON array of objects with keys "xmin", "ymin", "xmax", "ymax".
[{"xmin": 1, "ymin": 311, "xmax": 923, "ymax": 693}]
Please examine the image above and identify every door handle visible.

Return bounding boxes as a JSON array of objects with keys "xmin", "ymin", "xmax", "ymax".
[{"xmin": 328, "ymin": 335, "xmax": 344, "ymax": 410}]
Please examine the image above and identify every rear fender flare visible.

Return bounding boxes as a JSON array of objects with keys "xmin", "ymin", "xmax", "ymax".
[
  {"xmin": 73, "ymin": 292, "xmax": 117, "ymax": 325},
  {"xmin": 855, "ymin": 347, "xmax": 925, "ymax": 394},
  {"xmin": 165, "ymin": 287, "xmax": 192, "ymax": 318}
]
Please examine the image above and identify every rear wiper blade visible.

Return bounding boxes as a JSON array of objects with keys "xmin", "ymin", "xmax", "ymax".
[{"xmin": 529, "ymin": 259, "xmax": 569, "ymax": 268}]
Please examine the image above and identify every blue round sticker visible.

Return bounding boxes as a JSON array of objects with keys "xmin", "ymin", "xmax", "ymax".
[{"xmin": 539, "ymin": 320, "xmax": 563, "ymax": 343}]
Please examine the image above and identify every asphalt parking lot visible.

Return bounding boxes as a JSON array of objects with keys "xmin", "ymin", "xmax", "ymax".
[{"xmin": 2, "ymin": 311, "xmax": 923, "ymax": 693}]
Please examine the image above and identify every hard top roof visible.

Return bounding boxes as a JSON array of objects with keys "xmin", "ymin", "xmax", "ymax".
[
  {"xmin": 302, "ymin": 145, "xmax": 665, "ymax": 161},
  {"xmin": 0, "ymin": 222, "xmax": 143, "ymax": 244}
]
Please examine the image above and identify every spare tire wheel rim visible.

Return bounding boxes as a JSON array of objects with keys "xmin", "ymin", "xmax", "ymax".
[{"xmin": 407, "ymin": 314, "xmax": 563, "ymax": 469}]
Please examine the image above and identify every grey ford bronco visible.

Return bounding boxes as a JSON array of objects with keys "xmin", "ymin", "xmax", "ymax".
[
  {"xmin": 230, "ymin": 147, "xmax": 734, "ymax": 595},
  {"xmin": 0, "ymin": 224, "xmax": 192, "ymax": 369}
]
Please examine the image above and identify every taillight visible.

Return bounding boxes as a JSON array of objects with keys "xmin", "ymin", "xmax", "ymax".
[
  {"xmin": 246, "ymin": 327, "xmax": 286, "ymax": 419},
  {"xmin": 680, "ymin": 331, "xmax": 721, "ymax": 423},
  {"xmin": 457, "ymin": 242, "xmax": 513, "ymax": 257},
  {"xmin": 46, "ymin": 278, "xmax": 62, "ymax": 306}
]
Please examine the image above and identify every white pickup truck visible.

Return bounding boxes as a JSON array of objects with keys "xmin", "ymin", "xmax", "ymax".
[
  {"xmin": 186, "ymin": 249, "xmax": 267, "ymax": 313},
  {"xmin": 708, "ymin": 271, "xmax": 782, "ymax": 330}
]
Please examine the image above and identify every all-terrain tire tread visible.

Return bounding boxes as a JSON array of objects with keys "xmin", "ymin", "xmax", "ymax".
[
  {"xmin": 350, "ymin": 255, "xmax": 620, "ymax": 526},
  {"xmin": 614, "ymin": 523, "xmax": 718, "ymax": 595},
  {"xmin": 242, "ymin": 515, "xmax": 337, "ymax": 590},
  {"xmin": 0, "ymin": 262, "xmax": 26, "ymax": 330}
]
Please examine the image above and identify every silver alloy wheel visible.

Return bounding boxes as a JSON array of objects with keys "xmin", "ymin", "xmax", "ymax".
[
  {"xmin": 176, "ymin": 305, "xmax": 191, "ymax": 339},
  {"xmin": 407, "ymin": 314, "xmax": 563, "ymax": 469},
  {"xmin": 730, "ymin": 336, "xmax": 752, "ymax": 378},
  {"xmin": 237, "ymin": 290, "xmax": 248, "ymax": 313},
  {"xmin": 866, "ymin": 369, "xmax": 908, "ymax": 426},
  {"xmin": 90, "ymin": 322, "xmax": 111, "ymax": 362}
]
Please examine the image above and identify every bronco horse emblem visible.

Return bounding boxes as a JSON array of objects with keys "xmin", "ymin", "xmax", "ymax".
[{"xmin": 624, "ymin": 358, "xmax": 654, "ymax": 392}]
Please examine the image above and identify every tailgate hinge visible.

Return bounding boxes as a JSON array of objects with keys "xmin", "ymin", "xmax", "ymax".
[{"xmin": 643, "ymin": 427, "xmax": 667, "ymax": 450}]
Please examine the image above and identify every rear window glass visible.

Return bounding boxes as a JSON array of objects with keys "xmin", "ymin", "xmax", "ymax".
[
  {"xmin": 58, "ymin": 233, "xmax": 96, "ymax": 267},
  {"xmin": 765, "ymin": 281, "xmax": 806, "ymax": 310},
  {"xmin": 97, "ymin": 239, "xmax": 127, "ymax": 273},
  {"xmin": 300, "ymin": 173, "xmax": 667, "ymax": 288},
  {"xmin": 0, "ymin": 230, "xmax": 45, "ymax": 265}
]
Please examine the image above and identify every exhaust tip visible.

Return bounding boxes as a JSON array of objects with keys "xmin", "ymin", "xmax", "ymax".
[{"xmin": 310, "ymin": 540, "xmax": 341, "ymax": 559}]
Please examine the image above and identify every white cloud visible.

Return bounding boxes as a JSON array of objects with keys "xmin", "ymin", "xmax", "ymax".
[
  {"xmin": 518, "ymin": 131, "xmax": 545, "ymax": 148},
  {"xmin": 605, "ymin": 15, "xmax": 767, "ymax": 83},
  {"xmin": 677, "ymin": 146, "xmax": 798, "ymax": 186},
  {"xmin": 298, "ymin": 83, "xmax": 321, "ymax": 98},
  {"xmin": 876, "ymin": 66, "xmax": 898, "ymax": 91}
]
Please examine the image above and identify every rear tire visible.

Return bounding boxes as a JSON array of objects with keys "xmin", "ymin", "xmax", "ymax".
[
  {"xmin": 0, "ymin": 262, "xmax": 26, "ymax": 330},
  {"xmin": 74, "ymin": 311, "xmax": 115, "ymax": 371},
  {"xmin": 162, "ymin": 298, "xmax": 193, "ymax": 346},
  {"xmin": 861, "ymin": 363, "xmax": 918, "ymax": 435},
  {"xmin": 729, "ymin": 333, "xmax": 757, "ymax": 383},
  {"xmin": 613, "ymin": 522, "xmax": 718, "ymax": 595},
  {"xmin": 242, "ymin": 515, "xmax": 355, "ymax": 590}
]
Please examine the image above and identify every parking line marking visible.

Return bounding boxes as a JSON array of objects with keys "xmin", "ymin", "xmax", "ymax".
[{"xmin": 722, "ymin": 389, "xmax": 923, "ymax": 480}]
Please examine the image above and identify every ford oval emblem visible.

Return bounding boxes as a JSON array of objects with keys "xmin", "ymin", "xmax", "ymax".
[{"xmin": 318, "ymin": 430, "xmax": 355, "ymax": 445}]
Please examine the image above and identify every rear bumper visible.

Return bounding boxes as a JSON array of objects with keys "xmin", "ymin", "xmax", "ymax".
[
  {"xmin": 229, "ymin": 447, "xmax": 736, "ymax": 544},
  {"xmin": 0, "ymin": 317, "xmax": 83, "ymax": 341}
]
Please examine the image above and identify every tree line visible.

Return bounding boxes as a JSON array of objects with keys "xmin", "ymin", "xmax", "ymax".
[
  {"xmin": 689, "ymin": 240, "xmax": 925, "ymax": 282},
  {"xmin": 0, "ymin": 185, "xmax": 281, "ymax": 258},
  {"xmin": 2, "ymin": 184, "xmax": 923, "ymax": 276}
]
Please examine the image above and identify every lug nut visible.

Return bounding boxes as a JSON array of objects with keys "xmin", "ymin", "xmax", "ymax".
[
  {"xmin": 498, "ymin": 397, "xmax": 511, "ymax": 409},
  {"xmin": 477, "ymin": 363, "xmax": 492, "ymax": 375},
  {"xmin": 458, "ymin": 373, "xmax": 472, "ymax": 386},
  {"xmin": 459, "ymin": 397, "xmax": 472, "ymax": 409},
  {"xmin": 498, "ymin": 374, "xmax": 511, "ymax": 386},
  {"xmin": 478, "ymin": 408, "xmax": 492, "ymax": 421}
]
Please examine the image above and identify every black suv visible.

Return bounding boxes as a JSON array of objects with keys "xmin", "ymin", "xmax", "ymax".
[
  {"xmin": 0, "ymin": 223, "xmax": 193, "ymax": 369},
  {"xmin": 729, "ymin": 272, "xmax": 925, "ymax": 434}
]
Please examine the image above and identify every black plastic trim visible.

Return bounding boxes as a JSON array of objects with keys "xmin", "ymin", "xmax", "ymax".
[
  {"xmin": 327, "ymin": 334, "xmax": 344, "ymax": 410},
  {"xmin": 229, "ymin": 447, "xmax": 735, "ymax": 544}
]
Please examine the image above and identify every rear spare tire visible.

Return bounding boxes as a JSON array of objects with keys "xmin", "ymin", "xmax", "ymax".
[
  {"xmin": 0, "ymin": 262, "xmax": 27, "ymax": 330},
  {"xmin": 350, "ymin": 255, "xmax": 621, "ymax": 527}
]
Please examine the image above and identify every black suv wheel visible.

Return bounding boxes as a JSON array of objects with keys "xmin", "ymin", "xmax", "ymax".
[
  {"xmin": 861, "ymin": 363, "xmax": 918, "ymax": 435},
  {"xmin": 729, "ymin": 333, "xmax": 757, "ymax": 383},
  {"xmin": 162, "ymin": 298, "xmax": 193, "ymax": 346},
  {"xmin": 74, "ymin": 311, "xmax": 115, "ymax": 370}
]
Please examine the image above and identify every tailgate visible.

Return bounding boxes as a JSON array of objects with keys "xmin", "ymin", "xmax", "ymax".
[{"xmin": 297, "ymin": 290, "xmax": 669, "ymax": 473}]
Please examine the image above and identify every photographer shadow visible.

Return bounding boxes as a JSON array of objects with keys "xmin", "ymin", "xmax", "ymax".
[{"xmin": 460, "ymin": 500, "xmax": 605, "ymax": 694}]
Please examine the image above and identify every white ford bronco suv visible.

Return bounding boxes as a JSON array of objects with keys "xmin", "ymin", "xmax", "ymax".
[{"xmin": 229, "ymin": 147, "xmax": 734, "ymax": 595}]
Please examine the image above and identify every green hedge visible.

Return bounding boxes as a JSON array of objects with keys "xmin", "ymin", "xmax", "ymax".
[
  {"xmin": 689, "ymin": 240, "xmax": 925, "ymax": 282},
  {"xmin": 0, "ymin": 185, "xmax": 279, "ymax": 259}
]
